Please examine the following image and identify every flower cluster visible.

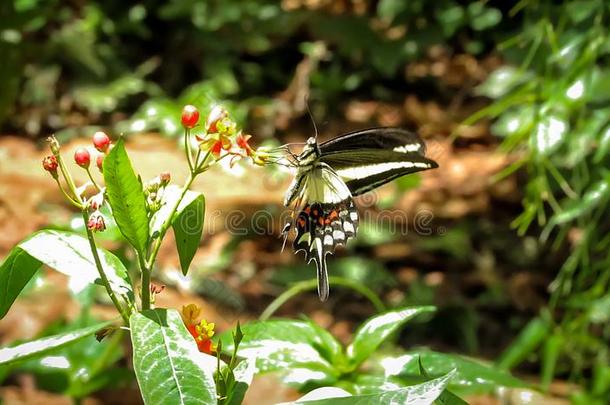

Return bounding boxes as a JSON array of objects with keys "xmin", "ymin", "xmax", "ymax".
[
  {"xmin": 181, "ymin": 104, "xmax": 270, "ymax": 167},
  {"xmin": 144, "ymin": 171, "xmax": 171, "ymax": 214},
  {"xmin": 42, "ymin": 131, "xmax": 117, "ymax": 233},
  {"xmin": 181, "ymin": 304, "xmax": 216, "ymax": 354}
]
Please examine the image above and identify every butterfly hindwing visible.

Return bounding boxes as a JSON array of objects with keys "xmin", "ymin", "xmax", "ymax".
[{"xmin": 285, "ymin": 163, "xmax": 358, "ymax": 301}]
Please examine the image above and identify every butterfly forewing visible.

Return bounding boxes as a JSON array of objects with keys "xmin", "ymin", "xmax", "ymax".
[{"xmin": 319, "ymin": 127, "xmax": 427, "ymax": 154}]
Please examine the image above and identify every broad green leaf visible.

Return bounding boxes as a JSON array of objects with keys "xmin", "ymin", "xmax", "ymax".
[
  {"xmin": 0, "ymin": 230, "xmax": 133, "ymax": 319},
  {"xmin": 225, "ymin": 357, "xmax": 256, "ymax": 405},
  {"xmin": 0, "ymin": 321, "xmax": 110, "ymax": 366},
  {"xmin": 219, "ymin": 319, "xmax": 342, "ymax": 386},
  {"xmin": 418, "ymin": 356, "xmax": 467, "ymax": 405},
  {"xmin": 287, "ymin": 369, "xmax": 456, "ymax": 405},
  {"xmin": 389, "ymin": 350, "xmax": 525, "ymax": 394},
  {"xmin": 346, "ymin": 306, "xmax": 435, "ymax": 368},
  {"xmin": 497, "ymin": 316, "xmax": 550, "ymax": 369},
  {"xmin": 103, "ymin": 138, "xmax": 149, "ymax": 254},
  {"xmin": 149, "ymin": 186, "xmax": 205, "ymax": 275},
  {"xmin": 130, "ymin": 309, "xmax": 216, "ymax": 405}
]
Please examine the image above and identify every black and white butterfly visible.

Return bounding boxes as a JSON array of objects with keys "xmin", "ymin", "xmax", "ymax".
[{"xmin": 279, "ymin": 128, "xmax": 438, "ymax": 301}]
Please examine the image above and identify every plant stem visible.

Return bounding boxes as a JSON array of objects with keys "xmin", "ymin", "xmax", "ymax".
[
  {"xmin": 184, "ymin": 128, "xmax": 194, "ymax": 171},
  {"xmin": 54, "ymin": 178, "xmax": 83, "ymax": 208},
  {"xmin": 139, "ymin": 252, "xmax": 151, "ymax": 310},
  {"xmin": 85, "ymin": 167, "xmax": 101, "ymax": 192},
  {"xmin": 82, "ymin": 210, "xmax": 130, "ymax": 323},
  {"xmin": 259, "ymin": 276, "xmax": 386, "ymax": 321}
]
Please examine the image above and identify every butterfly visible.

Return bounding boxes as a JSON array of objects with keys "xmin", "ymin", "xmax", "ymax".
[{"xmin": 279, "ymin": 128, "xmax": 439, "ymax": 301}]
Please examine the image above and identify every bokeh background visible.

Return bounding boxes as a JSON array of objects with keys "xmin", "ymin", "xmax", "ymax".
[{"xmin": 1, "ymin": 1, "xmax": 609, "ymax": 404}]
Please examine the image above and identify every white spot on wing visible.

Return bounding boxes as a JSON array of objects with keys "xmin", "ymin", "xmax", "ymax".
[
  {"xmin": 344, "ymin": 222, "xmax": 355, "ymax": 234},
  {"xmin": 393, "ymin": 143, "xmax": 422, "ymax": 153},
  {"xmin": 336, "ymin": 161, "xmax": 431, "ymax": 180}
]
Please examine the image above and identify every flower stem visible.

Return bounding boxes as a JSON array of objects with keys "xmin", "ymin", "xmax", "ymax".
[
  {"xmin": 82, "ymin": 210, "xmax": 130, "ymax": 323},
  {"xmin": 184, "ymin": 128, "xmax": 194, "ymax": 172},
  {"xmin": 85, "ymin": 167, "xmax": 101, "ymax": 192},
  {"xmin": 54, "ymin": 178, "xmax": 83, "ymax": 208},
  {"xmin": 140, "ymin": 171, "xmax": 197, "ymax": 309}
]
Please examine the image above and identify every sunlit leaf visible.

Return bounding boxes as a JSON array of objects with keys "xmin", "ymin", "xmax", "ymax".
[
  {"xmin": 103, "ymin": 138, "xmax": 150, "ymax": 255},
  {"xmin": 386, "ymin": 350, "xmax": 525, "ymax": 394},
  {"xmin": 346, "ymin": 307, "xmax": 435, "ymax": 368},
  {"xmin": 285, "ymin": 369, "xmax": 456, "ymax": 405},
  {"xmin": 130, "ymin": 309, "xmax": 216, "ymax": 405},
  {"xmin": 0, "ymin": 230, "xmax": 133, "ymax": 319},
  {"xmin": 0, "ymin": 321, "xmax": 110, "ymax": 366},
  {"xmin": 218, "ymin": 319, "xmax": 342, "ymax": 386}
]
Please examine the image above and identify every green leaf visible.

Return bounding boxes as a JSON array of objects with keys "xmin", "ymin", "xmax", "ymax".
[
  {"xmin": 0, "ymin": 321, "xmax": 110, "ymax": 366},
  {"xmin": 418, "ymin": 357, "xmax": 467, "ymax": 405},
  {"xmin": 392, "ymin": 350, "xmax": 525, "ymax": 394},
  {"xmin": 541, "ymin": 334, "xmax": 563, "ymax": 390},
  {"xmin": 150, "ymin": 186, "xmax": 205, "ymax": 275},
  {"xmin": 0, "ymin": 245, "xmax": 41, "ymax": 319},
  {"xmin": 130, "ymin": 309, "xmax": 216, "ymax": 405},
  {"xmin": 219, "ymin": 319, "xmax": 342, "ymax": 386},
  {"xmin": 497, "ymin": 316, "xmax": 550, "ymax": 369},
  {"xmin": 103, "ymin": 138, "xmax": 149, "ymax": 254},
  {"xmin": 0, "ymin": 230, "xmax": 133, "ymax": 319},
  {"xmin": 225, "ymin": 357, "xmax": 256, "ymax": 405},
  {"xmin": 346, "ymin": 306, "xmax": 435, "ymax": 368},
  {"xmin": 286, "ymin": 369, "xmax": 456, "ymax": 405}
]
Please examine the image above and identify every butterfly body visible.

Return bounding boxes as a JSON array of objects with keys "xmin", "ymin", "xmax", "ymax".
[{"xmin": 281, "ymin": 128, "xmax": 438, "ymax": 301}]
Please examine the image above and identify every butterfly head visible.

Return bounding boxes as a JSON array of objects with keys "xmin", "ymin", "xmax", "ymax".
[{"xmin": 297, "ymin": 137, "xmax": 320, "ymax": 167}]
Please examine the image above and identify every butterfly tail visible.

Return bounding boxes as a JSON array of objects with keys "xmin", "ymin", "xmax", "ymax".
[{"xmin": 317, "ymin": 254, "xmax": 329, "ymax": 301}]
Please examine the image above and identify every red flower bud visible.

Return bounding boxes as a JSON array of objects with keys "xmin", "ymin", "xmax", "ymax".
[
  {"xmin": 42, "ymin": 155, "xmax": 58, "ymax": 175},
  {"xmin": 87, "ymin": 211, "xmax": 106, "ymax": 232},
  {"xmin": 74, "ymin": 147, "xmax": 91, "ymax": 168},
  {"xmin": 92, "ymin": 131, "xmax": 111, "ymax": 152},
  {"xmin": 181, "ymin": 105, "xmax": 200, "ymax": 129},
  {"xmin": 96, "ymin": 154, "xmax": 104, "ymax": 172}
]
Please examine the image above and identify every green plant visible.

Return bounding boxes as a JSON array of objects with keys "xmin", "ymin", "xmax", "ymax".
[
  {"xmin": 470, "ymin": 1, "xmax": 610, "ymax": 401},
  {"xmin": 219, "ymin": 306, "xmax": 524, "ymax": 401}
]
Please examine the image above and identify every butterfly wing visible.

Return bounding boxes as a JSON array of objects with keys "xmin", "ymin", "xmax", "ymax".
[
  {"xmin": 286, "ymin": 163, "xmax": 358, "ymax": 301},
  {"xmin": 319, "ymin": 127, "xmax": 427, "ymax": 154},
  {"xmin": 319, "ymin": 128, "xmax": 438, "ymax": 196}
]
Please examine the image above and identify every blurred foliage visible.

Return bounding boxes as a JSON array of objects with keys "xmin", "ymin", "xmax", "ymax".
[
  {"xmin": 470, "ymin": 0, "xmax": 610, "ymax": 401},
  {"xmin": 0, "ymin": 0, "xmax": 505, "ymax": 137}
]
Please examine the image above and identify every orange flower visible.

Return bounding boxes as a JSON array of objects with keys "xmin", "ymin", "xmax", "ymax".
[
  {"xmin": 197, "ymin": 131, "xmax": 232, "ymax": 157},
  {"xmin": 236, "ymin": 133, "xmax": 254, "ymax": 157},
  {"xmin": 181, "ymin": 304, "xmax": 216, "ymax": 354}
]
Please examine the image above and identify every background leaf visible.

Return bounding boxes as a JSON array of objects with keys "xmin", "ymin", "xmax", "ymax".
[
  {"xmin": 130, "ymin": 309, "xmax": 216, "ymax": 405},
  {"xmin": 346, "ymin": 306, "xmax": 435, "ymax": 368},
  {"xmin": 103, "ymin": 138, "xmax": 149, "ymax": 255},
  {"xmin": 0, "ymin": 321, "xmax": 110, "ymax": 366}
]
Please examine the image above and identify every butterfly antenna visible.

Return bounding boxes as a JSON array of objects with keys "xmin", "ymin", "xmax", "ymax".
[{"xmin": 305, "ymin": 97, "xmax": 319, "ymax": 141}]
